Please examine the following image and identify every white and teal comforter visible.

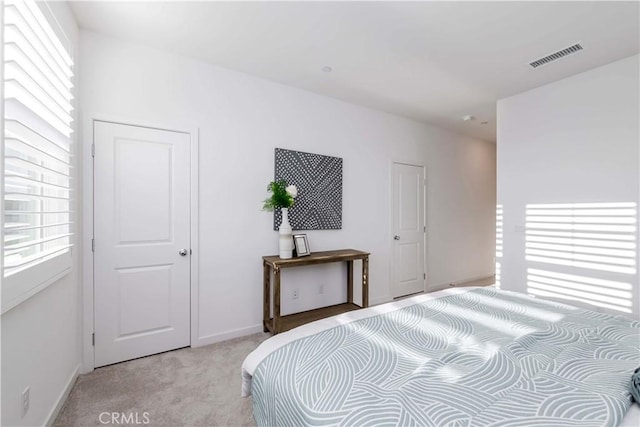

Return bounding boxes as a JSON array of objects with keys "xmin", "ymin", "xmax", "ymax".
[{"xmin": 244, "ymin": 288, "xmax": 640, "ymax": 426}]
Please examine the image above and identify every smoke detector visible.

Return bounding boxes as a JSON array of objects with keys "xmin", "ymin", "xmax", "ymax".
[{"xmin": 529, "ymin": 43, "xmax": 583, "ymax": 69}]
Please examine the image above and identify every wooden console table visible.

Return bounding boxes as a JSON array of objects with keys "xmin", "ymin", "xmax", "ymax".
[{"xmin": 263, "ymin": 249, "xmax": 370, "ymax": 335}]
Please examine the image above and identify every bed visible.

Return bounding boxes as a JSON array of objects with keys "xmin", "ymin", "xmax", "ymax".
[{"xmin": 242, "ymin": 287, "xmax": 640, "ymax": 426}]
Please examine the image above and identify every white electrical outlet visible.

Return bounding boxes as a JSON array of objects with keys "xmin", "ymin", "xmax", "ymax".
[
  {"xmin": 319, "ymin": 284, "xmax": 325, "ymax": 294},
  {"xmin": 22, "ymin": 387, "xmax": 30, "ymax": 417},
  {"xmin": 292, "ymin": 288, "xmax": 299, "ymax": 299}
]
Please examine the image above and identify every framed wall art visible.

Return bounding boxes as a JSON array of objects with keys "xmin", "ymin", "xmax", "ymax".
[{"xmin": 273, "ymin": 148, "xmax": 343, "ymax": 231}]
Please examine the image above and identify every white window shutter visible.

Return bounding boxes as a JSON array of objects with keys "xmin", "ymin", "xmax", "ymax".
[{"xmin": 2, "ymin": 0, "xmax": 74, "ymax": 312}]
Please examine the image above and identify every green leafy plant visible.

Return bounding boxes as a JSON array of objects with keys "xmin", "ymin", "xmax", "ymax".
[{"xmin": 262, "ymin": 180, "xmax": 297, "ymax": 211}]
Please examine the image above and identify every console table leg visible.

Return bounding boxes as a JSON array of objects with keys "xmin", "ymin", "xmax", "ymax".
[
  {"xmin": 347, "ymin": 260, "xmax": 354, "ymax": 304},
  {"xmin": 273, "ymin": 266, "xmax": 281, "ymax": 334},
  {"xmin": 362, "ymin": 256, "xmax": 369, "ymax": 308},
  {"xmin": 263, "ymin": 262, "xmax": 270, "ymax": 332}
]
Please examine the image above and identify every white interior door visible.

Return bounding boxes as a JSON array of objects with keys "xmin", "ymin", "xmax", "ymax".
[
  {"xmin": 94, "ymin": 121, "xmax": 191, "ymax": 367},
  {"xmin": 392, "ymin": 162, "xmax": 425, "ymax": 298}
]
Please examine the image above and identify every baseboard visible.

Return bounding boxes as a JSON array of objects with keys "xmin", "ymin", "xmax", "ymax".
[
  {"xmin": 428, "ymin": 274, "xmax": 495, "ymax": 293},
  {"xmin": 45, "ymin": 363, "xmax": 80, "ymax": 427},
  {"xmin": 195, "ymin": 323, "xmax": 264, "ymax": 347},
  {"xmin": 370, "ymin": 295, "xmax": 392, "ymax": 306}
]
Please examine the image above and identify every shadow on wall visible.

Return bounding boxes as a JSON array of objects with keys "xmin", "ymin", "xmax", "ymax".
[{"xmin": 523, "ymin": 202, "xmax": 637, "ymax": 315}]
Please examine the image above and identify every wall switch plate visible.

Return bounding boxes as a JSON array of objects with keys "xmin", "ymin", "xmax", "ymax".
[
  {"xmin": 292, "ymin": 288, "xmax": 299, "ymax": 299},
  {"xmin": 22, "ymin": 387, "xmax": 30, "ymax": 417},
  {"xmin": 319, "ymin": 284, "xmax": 325, "ymax": 294}
]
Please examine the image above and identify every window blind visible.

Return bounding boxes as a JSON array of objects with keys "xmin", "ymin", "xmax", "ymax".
[{"xmin": 2, "ymin": 0, "xmax": 74, "ymax": 307}]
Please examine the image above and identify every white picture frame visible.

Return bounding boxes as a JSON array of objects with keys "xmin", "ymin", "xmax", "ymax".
[{"xmin": 293, "ymin": 234, "xmax": 310, "ymax": 257}]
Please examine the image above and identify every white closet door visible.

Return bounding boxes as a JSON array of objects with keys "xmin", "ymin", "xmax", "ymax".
[
  {"xmin": 94, "ymin": 121, "xmax": 191, "ymax": 367},
  {"xmin": 392, "ymin": 162, "xmax": 426, "ymax": 298}
]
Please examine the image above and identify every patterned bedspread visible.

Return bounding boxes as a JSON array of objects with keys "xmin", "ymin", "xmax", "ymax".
[{"xmin": 252, "ymin": 288, "xmax": 640, "ymax": 426}]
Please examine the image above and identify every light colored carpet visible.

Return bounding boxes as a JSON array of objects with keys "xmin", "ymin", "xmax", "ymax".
[{"xmin": 55, "ymin": 333, "xmax": 270, "ymax": 427}]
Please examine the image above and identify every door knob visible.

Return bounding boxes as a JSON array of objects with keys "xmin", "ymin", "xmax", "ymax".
[
  {"xmin": 394, "ymin": 235, "xmax": 400, "ymax": 240},
  {"xmin": 179, "ymin": 249, "xmax": 188, "ymax": 256}
]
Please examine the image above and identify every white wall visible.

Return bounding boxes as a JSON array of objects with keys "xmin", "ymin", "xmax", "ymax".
[
  {"xmin": 1, "ymin": 2, "xmax": 83, "ymax": 426},
  {"xmin": 497, "ymin": 55, "xmax": 639, "ymax": 318},
  {"xmin": 80, "ymin": 31, "xmax": 496, "ymax": 346}
]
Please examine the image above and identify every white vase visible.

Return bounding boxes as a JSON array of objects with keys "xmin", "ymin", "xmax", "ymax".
[{"xmin": 279, "ymin": 207, "xmax": 294, "ymax": 259}]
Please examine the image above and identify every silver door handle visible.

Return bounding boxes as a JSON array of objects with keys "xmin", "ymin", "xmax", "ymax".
[
  {"xmin": 179, "ymin": 249, "xmax": 188, "ymax": 256},
  {"xmin": 394, "ymin": 235, "xmax": 400, "ymax": 240}
]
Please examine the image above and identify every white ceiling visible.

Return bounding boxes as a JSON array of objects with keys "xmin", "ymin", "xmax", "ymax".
[{"xmin": 69, "ymin": 1, "xmax": 640, "ymax": 142}]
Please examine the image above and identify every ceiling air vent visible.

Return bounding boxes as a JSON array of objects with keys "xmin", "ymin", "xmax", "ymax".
[{"xmin": 529, "ymin": 44, "xmax": 583, "ymax": 68}]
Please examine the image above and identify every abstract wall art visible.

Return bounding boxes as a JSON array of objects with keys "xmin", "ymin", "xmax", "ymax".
[{"xmin": 274, "ymin": 148, "xmax": 343, "ymax": 230}]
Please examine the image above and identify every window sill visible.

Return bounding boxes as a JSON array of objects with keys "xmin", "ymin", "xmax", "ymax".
[{"xmin": 2, "ymin": 251, "xmax": 72, "ymax": 314}]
